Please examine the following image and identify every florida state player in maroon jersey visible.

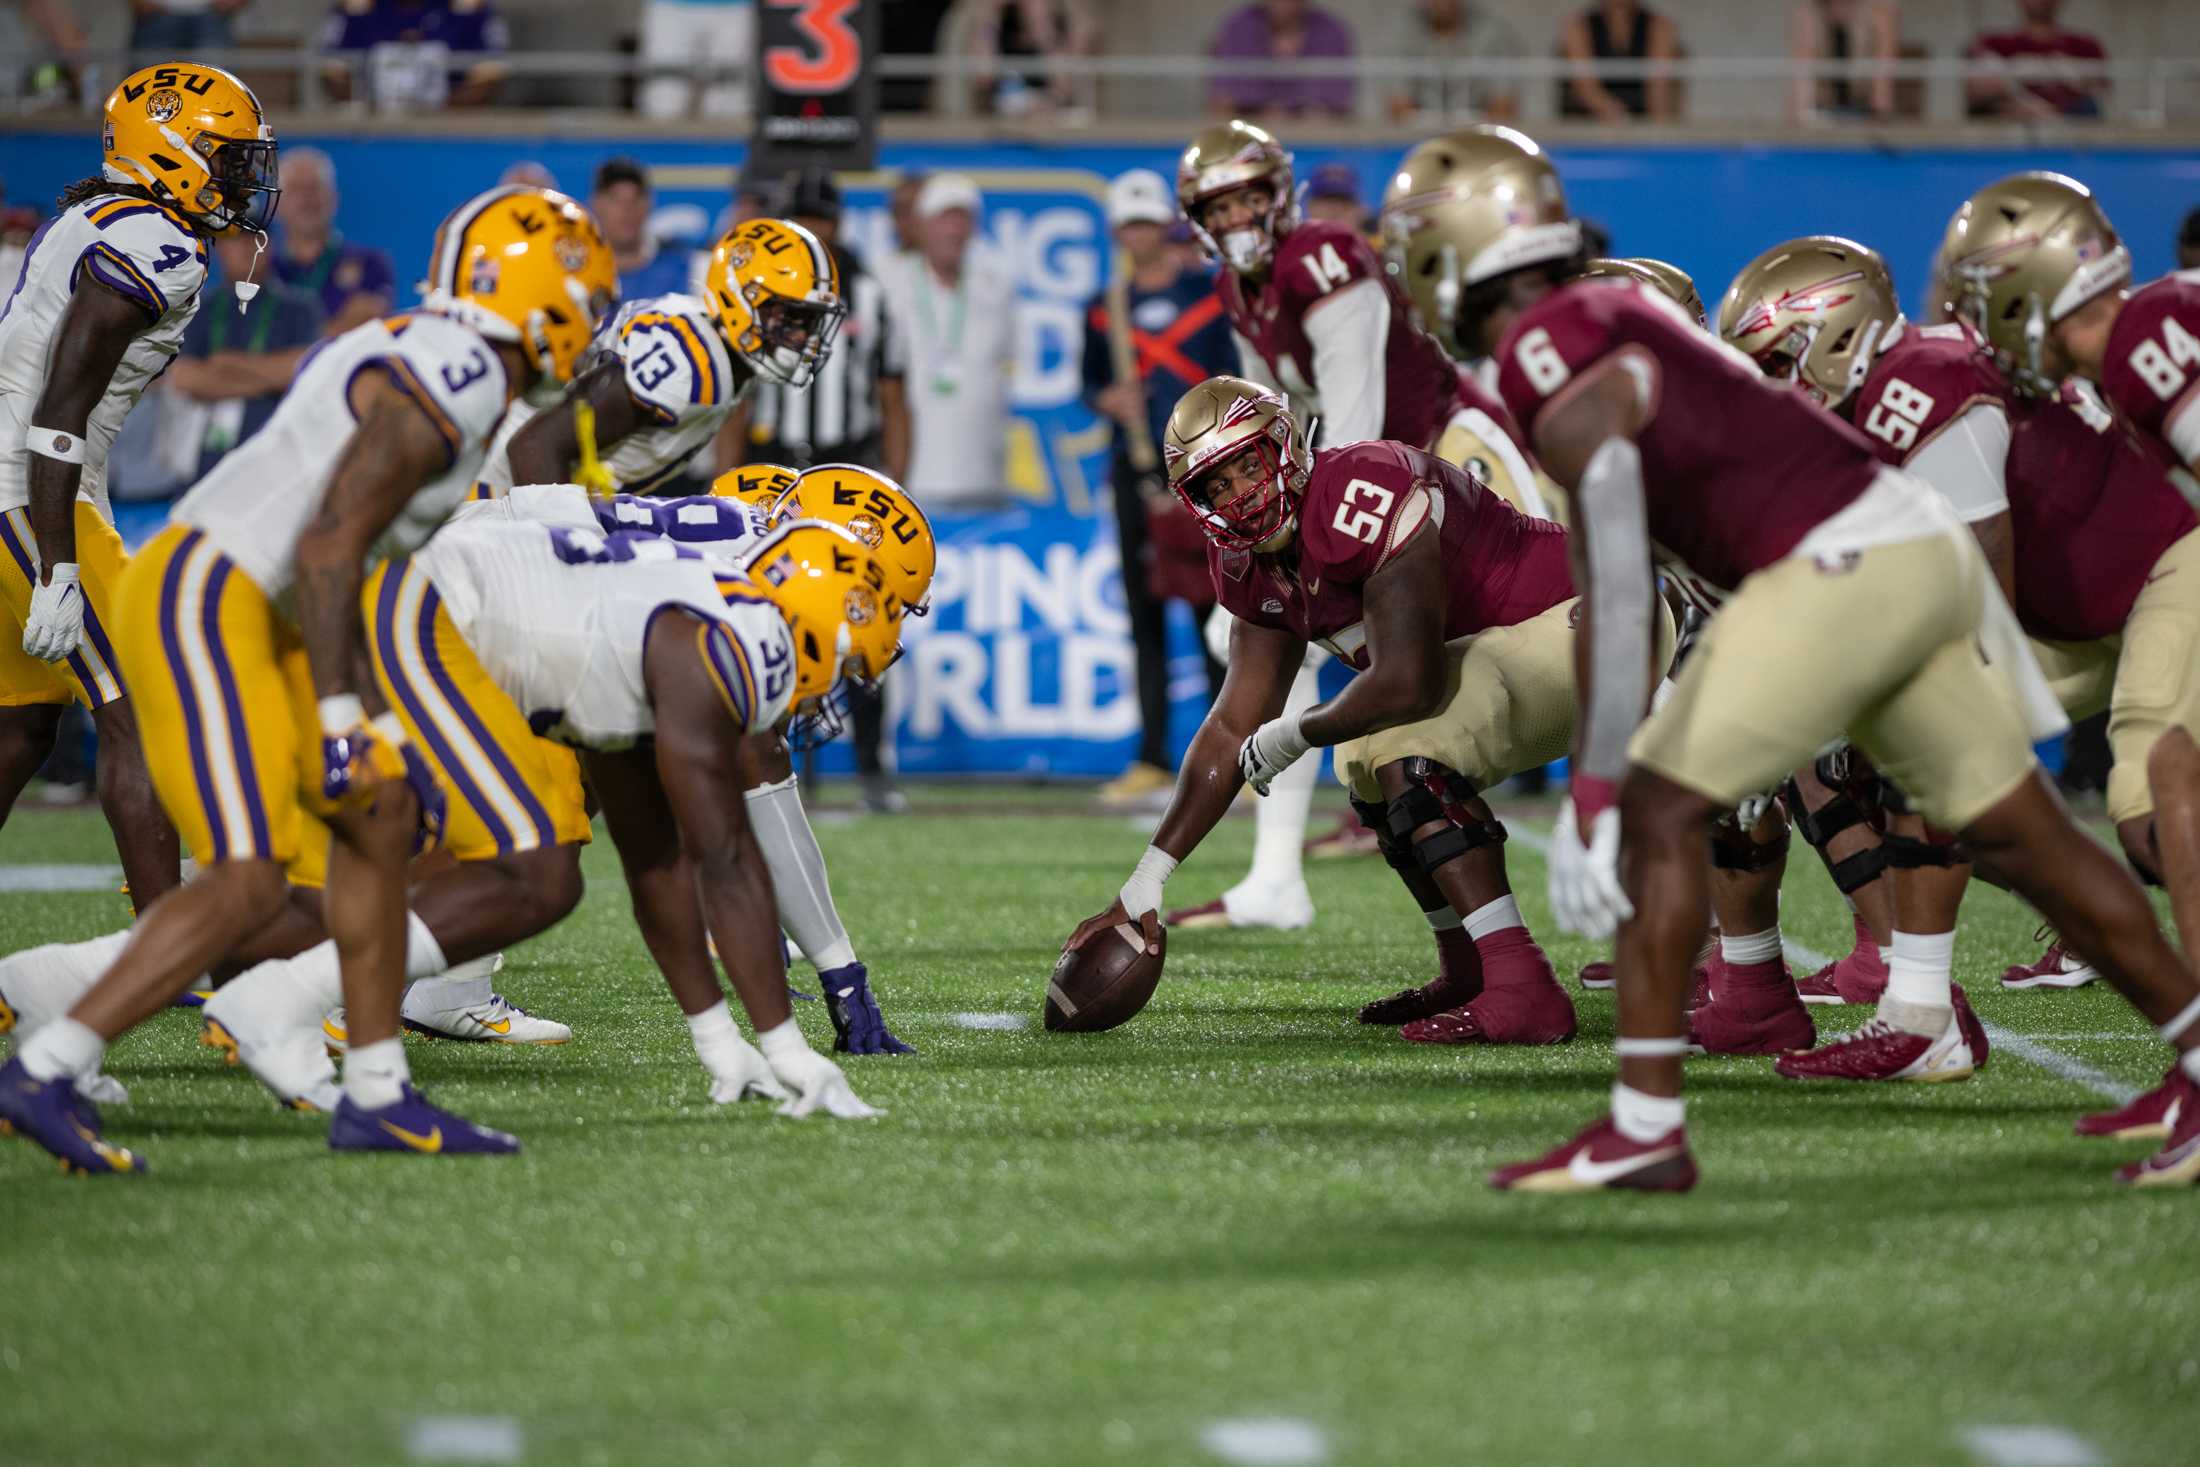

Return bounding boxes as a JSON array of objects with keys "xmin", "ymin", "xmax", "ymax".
[
  {"xmin": 1062, "ymin": 377, "xmax": 1602, "ymax": 1046},
  {"xmin": 1385, "ymin": 127, "xmax": 2200, "ymax": 1191}
]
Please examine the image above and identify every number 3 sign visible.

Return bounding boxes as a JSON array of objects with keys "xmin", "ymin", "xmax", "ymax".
[{"xmin": 752, "ymin": 0, "xmax": 880, "ymax": 172}]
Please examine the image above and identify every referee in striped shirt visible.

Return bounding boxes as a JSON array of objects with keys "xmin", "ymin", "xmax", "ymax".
[{"xmin": 721, "ymin": 167, "xmax": 912, "ymax": 812}]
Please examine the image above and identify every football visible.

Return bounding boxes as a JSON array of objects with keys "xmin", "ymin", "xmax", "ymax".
[{"xmin": 1043, "ymin": 922, "xmax": 1166, "ymax": 1032}]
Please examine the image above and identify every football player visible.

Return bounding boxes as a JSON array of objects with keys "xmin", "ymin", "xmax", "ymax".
[
  {"xmin": 1169, "ymin": 119, "xmax": 1562, "ymax": 937},
  {"xmin": 0, "ymin": 185, "xmax": 617, "ymax": 1173},
  {"xmin": 1065, "ymin": 376, "xmax": 1638, "ymax": 1046},
  {"xmin": 202, "ymin": 517, "xmax": 894, "ymax": 1118},
  {"xmin": 1381, "ymin": 126, "xmax": 2200, "ymax": 1190},
  {"xmin": 0, "ymin": 64, "xmax": 279, "ymax": 919}
]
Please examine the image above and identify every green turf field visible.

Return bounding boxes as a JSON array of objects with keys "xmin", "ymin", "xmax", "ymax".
[{"xmin": 2, "ymin": 789, "xmax": 2195, "ymax": 1467}]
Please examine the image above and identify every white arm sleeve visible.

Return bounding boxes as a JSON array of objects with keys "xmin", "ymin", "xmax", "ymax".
[
  {"xmin": 1302, "ymin": 277, "xmax": 1390, "ymax": 447},
  {"xmin": 1575, "ymin": 437, "xmax": 1656, "ymax": 785},
  {"xmin": 1905, "ymin": 402, "xmax": 2011, "ymax": 523}
]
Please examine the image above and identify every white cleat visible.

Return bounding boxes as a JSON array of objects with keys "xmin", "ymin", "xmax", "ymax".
[
  {"xmin": 202, "ymin": 978, "xmax": 343, "ymax": 1112},
  {"xmin": 402, "ymin": 991, "xmax": 572, "ymax": 1045},
  {"xmin": 0, "ymin": 930, "xmax": 131, "ymax": 1040}
]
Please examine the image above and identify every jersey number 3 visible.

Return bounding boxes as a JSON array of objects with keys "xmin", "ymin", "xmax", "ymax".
[{"xmin": 1332, "ymin": 478, "xmax": 1394, "ymax": 544}]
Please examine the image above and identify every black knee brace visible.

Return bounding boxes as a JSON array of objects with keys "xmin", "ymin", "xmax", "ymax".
[
  {"xmin": 1384, "ymin": 759, "xmax": 1506, "ymax": 875},
  {"xmin": 1711, "ymin": 815, "xmax": 1790, "ymax": 872},
  {"xmin": 1352, "ymin": 795, "xmax": 1420, "ymax": 880},
  {"xmin": 1783, "ymin": 770, "xmax": 1886, "ymax": 896},
  {"xmin": 1872, "ymin": 779, "xmax": 1971, "ymax": 869}
]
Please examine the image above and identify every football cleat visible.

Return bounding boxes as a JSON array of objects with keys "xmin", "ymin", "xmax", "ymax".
[
  {"xmin": 1773, "ymin": 986, "xmax": 1986, "ymax": 1083},
  {"xmin": 2117, "ymin": 1072, "xmax": 2200, "ymax": 1186},
  {"xmin": 1095, "ymin": 761, "xmax": 1173, "ymax": 808},
  {"xmin": 1795, "ymin": 916, "xmax": 1888, "ymax": 1004},
  {"xmin": 2001, "ymin": 934, "xmax": 2099, "ymax": 990},
  {"xmin": 1581, "ymin": 959, "xmax": 1716, "ymax": 1001},
  {"xmin": 819, "ymin": 962, "xmax": 914, "ymax": 1055},
  {"xmin": 0, "ymin": 1055, "xmax": 145, "ymax": 1175},
  {"xmin": 1399, "ymin": 932, "xmax": 1575, "ymax": 1046},
  {"xmin": 1305, "ymin": 812, "xmax": 1382, "ymax": 860},
  {"xmin": 0, "ymin": 930, "xmax": 131, "ymax": 1039},
  {"xmin": 199, "ymin": 980, "xmax": 342, "ymax": 1113},
  {"xmin": 1577, "ymin": 961, "xmax": 1615, "ymax": 991},
  {"xmin": 1686, "ymin": 961, "xmax": 1814, "ymax": 1055},
  {"xmin": 1164, "ymin": 881, "xmax": 1315, "ymax": 932},
  {"xmin": 1358, "ymin": 972, "xmax": 1479, "ymax": 1026},
  {"xmin": 327, "ymin": 1085, "xmax": 520, "ymax": 1156},
  {"xmin": 1490, "ymin": 1113, "xmax": 1698, "ymax": 1193},
  {"xmin": 170, "ymin": 985, "xmax": 214, "ymax": 1009},
  {"xmin": 402, "ymin": 992, "xmax": 572, "ymax": 1045},
  {"xmin": 2077, "ymin": 1069, "xmax": 2183, "ymax": 1140}
]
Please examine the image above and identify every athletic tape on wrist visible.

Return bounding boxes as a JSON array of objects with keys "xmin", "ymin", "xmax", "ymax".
[
  {"xmin": 27, "ymin": 426, "xmax": 86, "ymax": 465},
  {"xmin": 318, "ymin": 694, "xmax": 368, "ymax": 737},
  {"xmin": 1118, "ymin": 844, "xmax": 1179, "ymax": 920}
]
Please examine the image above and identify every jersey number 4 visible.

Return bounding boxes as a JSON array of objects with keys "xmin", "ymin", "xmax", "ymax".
[
  {"xmin": 2129, "ymin": 317, "xmax": 2200, "ymax": 401},
  {"xmin": 1299, "ymin": 243, "xmax": 1352, "ymax": 295},
  {"xmin": 1863, "ymin": 378, "xmax": 1935, "ymax": 453},
  {"xmin": 1331, "ymin": 478, "xmax": 1394, "ymax": 544}
]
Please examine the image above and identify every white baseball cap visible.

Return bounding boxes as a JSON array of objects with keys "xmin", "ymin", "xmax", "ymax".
[
  {"xmin": 916, "ymin": 172, "xmax": 983, "ymax": 220},
  {"xmin": 1107, "ymin": 169, "xmax": 1175, "ymax": 229}
]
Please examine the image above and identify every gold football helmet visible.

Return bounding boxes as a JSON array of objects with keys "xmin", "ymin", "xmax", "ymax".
[
  {"xmin": 746, "ymin": 521, "xmax": 902, "ymax": 714},
  {"xmin": 103, "ymin": 63, "xmax": 278, "ymax": 233},
  {"xmin": 1178, "ymin": 119, "xmax": 1298, "ymax": 275},
  {"xmin": 1716, "ymin": 236, "xmax": 1899, "ymax": 409},
  {"xmin": 711, "ymin": 462, "xmax": 800, "ymax": 520},
  {"xmin": 425, "ymin": 186, "xmax": 617, "ymax": 385},
  {"xmin": 1939, "ymin": 172, "xmax": 2127, "ymax": 392},
  {"xmin": 702, "ymin": 218, "xmax": 846, "ymax": 388},
  {"xmin": 1378, "ymin": 125, "xmax": 1579, "ymax": 356},
  {"xmin": 1163, "ymin": 376, "xmax": 1312, "ymax": 553},
  {"xmin": 790, "ymin": 464, "xmax": 937, "ymax": 618},
  {"xmin": 1583, "ymin": 257, "xmax": 1706, "ymax": 329}
]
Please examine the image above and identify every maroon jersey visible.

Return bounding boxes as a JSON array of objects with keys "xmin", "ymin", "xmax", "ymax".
[
  {"xmin": 2005, "ymin": 382, "xmax": 2198, "ymax": 641},
  {"xmin": 1852, "ymin": 323, "xmax": 2009, "ymax": 468},
  {"xmin": 2099, "ymin": 273, "xmax": 2200, "ymax": 468},
  {"xmin": 1494, "ymin": 281, "xmax": 1880, "ymax": 594},
  {"xmin": 1219, "ymin": 219, "xmax": 1462, "ymax": 451},
  {"xmin": 1208, "ymin": 440, "xmax": 1573, "ymax": 670}
]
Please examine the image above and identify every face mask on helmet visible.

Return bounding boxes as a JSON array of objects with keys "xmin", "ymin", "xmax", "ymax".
[
  {"xmin": 747, "ymin": 291, "xmax": 847, "ymax": 387},
  {"xmin": 201, "ymin": 135, "xmax": 281, "ymax": 233},
  {"xmin": 785, "ymin": 644, "xmax": 904, "ymax": 752},
  {"xmin": 1180, "ymin": 437, "xmax": 1296, "ymax": 552},
  {"xmin": 1197, "ymin": 184, "xmax": 1281, "ymax": 275}
]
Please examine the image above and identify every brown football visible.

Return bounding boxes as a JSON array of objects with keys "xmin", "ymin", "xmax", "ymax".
[{"xmin": 1043, "ymin": 922, "xmax": 1166, "ymax": 1032}]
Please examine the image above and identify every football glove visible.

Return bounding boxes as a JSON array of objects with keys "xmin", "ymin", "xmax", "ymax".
[
  {"xmin": 705, "ymin": 1032, "xmax": 791, "ymax": 1105},
  {"xmin": 320, "ymin": 700, "xmax": 448, "ymax": 852},
  {"xmin": 21, "ymin": 563, "xmax": 84, "ymax": 662},
  {"xmin": 819, "ymin": 962, "xmax": 915, "ymax": 1055},
  {"xmin": 1550, "ymin": 797, "xmax": 1632, "ymax": 940},
  {"xmin": 756, "ymin": 1022, "xmax": 882, "ymax": 1119},
  {"xmin": 1238, "ymin": 713, "xmax": 1310, "ymax": 796}
]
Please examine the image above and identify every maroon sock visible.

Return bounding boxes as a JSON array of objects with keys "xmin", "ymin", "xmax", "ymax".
[
  {"xmin": 1719, "ymin": 957, "xmax": 1794, "ymax": 994},
  {"xmin": 1473, "ymin": 926, "xmax": 1554, "ymax": 987}
]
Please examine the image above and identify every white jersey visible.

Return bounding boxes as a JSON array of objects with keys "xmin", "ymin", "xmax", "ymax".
[
  {"xmin": 412, "ymin": 517, "xmax": 795, "ymax": 750},
  {"xmin": 474, "ymin": 293, "xmax": 745, "ymax": 496},
  {"xmin": 462, "ymin": 480, "xmax": 773, "ymax": 561},
  {"xmin": 174, "ymin": 311, "xmax": 511, "ymax": 600},
  {"xmin": 0, "ymin": 193, "xmax": 209, "ymax": 517}
]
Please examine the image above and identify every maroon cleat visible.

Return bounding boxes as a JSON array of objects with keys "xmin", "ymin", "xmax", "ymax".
[
  {"xmin": 1583, "ymin": 959, "xmax": 1715, "ymax": 1001},
  {"xmin": 1305, "ymin": 811, "xmax": 1382, "ymax": 860},
  {"xmin": 1774, "ymin": 991, "xmax": 1982, "ymax": 1083},
  {"xmin": 2117, "ymin": 1072, "xmax": 2200, "ymax": 1186},
  {"xmin": 1358, "ymin": 972, "xmax": 1477, "ymax": 1026},
  {"xmin": 1577, "ymin": 961, "xmax": 1615, "ymax": 991},
  {"xmin": 1490, "ymin": 1113, "xmax": 1698, "ymax": 1193},
  {"xmin": 1795, "ymin": 915, "xmax": 1888, "ymax": 1005},
  {"xmin": 1686, "ymin": 959, "xmax": 1814, "ymax": 1055},
  {"xmin": 1950, "ymin": 984, "xmax": 1989, "ymax": 1072},
  {"xmin": 1400, "ymin": 931, "xmax": 1575, "ymax": 1046},
  {"xmin": 2078, "ymin": 1069, "xmax": 2184, "ymax": 1141},
  {"xmin": 2000, "ymin": 934, "xmax": 2100, "ymax": 991}
]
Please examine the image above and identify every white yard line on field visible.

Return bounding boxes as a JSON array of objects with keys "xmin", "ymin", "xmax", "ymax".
[
  {"xmin": 405, "ymin": 1415, "xmax": 523, "ymax": 1463},
  {"xmin": 1956, "ymin": 1424, "xmax": 2104, "ymax": 1467},
  {"xmin": 0, "ymin": 864, "xmax": 122, "ymax": 892},
  {"xmin": 1198, "ymin": 1417, "xmax": 1331, "ymax": 1467},
  {"xmin": 1506, "ymin": 824, "xmax": 2141, "ymax": 1106}
]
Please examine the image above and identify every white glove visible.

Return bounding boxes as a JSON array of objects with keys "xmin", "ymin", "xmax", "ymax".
[
  {"xmin": 1735, "ymin": 792, "xmax": 1774, "ymax": 829},
  {"xmin": 22, "ymin": 562, "xmax": 84, "ymax": 662},
  {"xmin": 705, "ymin": 1031, "xmax": 790, "ymax": 1106},
  {"xmin": 1237, "ymin": 713, "xmax": 1310, "ymax": 796},
  {"xmin": 1549, "ymin": 798, "xmax": 1633, "ymax": 939},
  {"xmin": 758, "ymin": 1024, "xmax": 882, "ymax": 1119}
]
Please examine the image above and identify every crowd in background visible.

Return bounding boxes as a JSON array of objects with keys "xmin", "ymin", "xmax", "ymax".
[{"xmin": 0, "ymin": 0, "xmax": 2130, "ymax": 125}]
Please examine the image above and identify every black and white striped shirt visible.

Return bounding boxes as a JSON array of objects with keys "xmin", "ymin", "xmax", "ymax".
[{"xmin": 745, "ymin": 244, "xmax": 902, "ymax": 464}]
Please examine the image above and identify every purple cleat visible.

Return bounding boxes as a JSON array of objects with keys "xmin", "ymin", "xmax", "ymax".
[
  {"xmin": 327, "ymin": 1084, "xmax": 520, "ymax": 1156},
  {"xmin": 0, "ymin": 1055, "xmax": 145, "ymax": 1175}
]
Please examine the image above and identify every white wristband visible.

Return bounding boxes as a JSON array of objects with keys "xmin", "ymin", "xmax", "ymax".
[
  {"xmin": 318, "ymin": 694, "xmax": 368, "ymax": 737},
  {"xmin": 26, "ymin": 426, "xmax": 86, "ymax": 465},
  {"xmin": 1118, "ymin": 844, "xmax": 1179, "ymax": 922},
  {"xmin": 41, "ymin": 562, "xmax": 80, "ymax": 588},
  {"xmin": 370, "ymin": 711, "xmax": 409, "ymax": 748},
  {"xmin": 756, "ymin": 1016, "xmax": 809, "ymax": 1059}
]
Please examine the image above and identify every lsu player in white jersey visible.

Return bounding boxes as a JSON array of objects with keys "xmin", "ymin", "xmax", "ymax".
[
  {"xmin": 0, "ymin": 185, "xmax": 617, "ymax": 1174},
  {"xmin": 475, "ymin": 216, "xmax": 843, "ymax": 498},
  {"xmin": 203, "ymin": 517, "xmax": 897, "ymax": 1118},
  {"xmin": 0, "ymin": 63, "xmax": 278, "ymax": 918}
]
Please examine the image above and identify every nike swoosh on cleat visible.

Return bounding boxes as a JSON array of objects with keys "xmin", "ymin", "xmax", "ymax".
[
  {"xmin": 376, "ymin": 1120, "xmax": 444, "ymax": 1153},
  {"xmin": 1568, "ymin": 1143, "xmax": 1681, "ymax": 1188},
  {"xmin": 477, "ymin": 1017, "xmax": 511, "ymax": 1035}
]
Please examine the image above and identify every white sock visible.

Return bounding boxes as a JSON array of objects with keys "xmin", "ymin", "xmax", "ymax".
[
  {"xmin": 1463, "ymin": 894, "xmax": 1524, "ymax": 942},
  {"xmin": 401, "ymin": 954, "xmax": 497, "ymax": 1018},
  {"xmin": 1611, "ymin": 1081, "xmax": 1686, "ymax": 1143},
  {"xmin": 1719, "ymin": 928, "xmax": 1783, "ymax": 966},
  {"xmin": 18, "ymin": 1017, "xmax": 106, "ymax": 1082},
  {"xmin": 746, "ymin": 775, "xmax": 858, "ymax": 973},
  {"xmin": 342, "ymin": 1036, "xmax": 409, "ymax": 1109},
  {"xmin": 1241, "ymin": 663, "xmax": 1319, "ymax": 890},
  {"xmin": 1884, "ymin": 929, "xmax": 1955, "ymax": 1011},
  {"xmin": 1426, "ymin": 907, "xmax": 1463, "ymax": 933},
  {"xmin": 686, "ymin": 1000, "xmax": 743, "ymax": 1074}
]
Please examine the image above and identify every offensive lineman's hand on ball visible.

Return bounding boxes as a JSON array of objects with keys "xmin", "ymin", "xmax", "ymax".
[{"xmin": 1066, "ymin": 898, "xmax": 1162, "ymax": 958}]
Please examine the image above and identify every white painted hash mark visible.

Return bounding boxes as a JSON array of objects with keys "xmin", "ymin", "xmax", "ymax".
[
  {"xmin": 1958, "ymin": 1424, "xmax": 2103, "ymax": 1467},
  {"xmin": 0, "ymin": 863, "xmax": 122, "ymax": 892},
  {"xmin": 1199, "ymin": 1417, "xmax": 1330, "ymax": 1467},
  {"xmin": 950, "ymin": 1011, "xmax": 1030, "ymax": 1031},
  {"xmin": 406, "ymin": 1416, "xmax": 523, "ymax": 1463}
]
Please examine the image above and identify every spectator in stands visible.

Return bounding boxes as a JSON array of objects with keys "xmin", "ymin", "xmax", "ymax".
[
  {"xmin": 2181, "ymin": 208, "xmax": 2200, "ymax": 271},
  {"xmin": 591, "ymin": 157, "xmax": 692, "ymax": 301},
  {"xmin": 880, "ymin": 173, "xmax": 1018, "ymax": 508},
  {"xmin": 889, "ymin": 172, "xmax": 928, "ymax": 254},
  {"xmin": 1165, "ymin": 215, "xmax": 1205, "ymax": 273},
  {"xmin": 1302, "ymin": 162, "xmax": 1369, "ymax": 237},
  {"xmin": 1560, "ymin": 0, "xmax": 1681, "ymax": 121},
  {"xmin": 638, "ymin": 0, "xmax": 753, "ymax": 120},
  {"xmin": 7, "ymin": 1, "xmax": 86, "ymax": 98},
  {"xmin": 321, "ymin": 0, "xmax": 510, "ymax": 111},
  {"xmin": 1208, "ymin": 0, "xmax": 1357, "ymax": 121},
  {"xmin": 129, "ymin": 0, "xmax": 250, "ymax": 56},
  {"xmin": 963, "ymin": 0, "xmax": 1098, "ymax": 118},
  {"xmin": 1378, "ymin": 0, "xmax": 1522, "ymax": 122},
  {"xmin": 1790, "ymin": 0, "xmax": 1897, "ymax": 122},
  {"xmin": 1082, "ymin": 169, "xmax": 1235, "ymax": 806},
  {"xmin": 166, "ymin": 231, "xmax": 325, "ymax": 479},
  {"xmin": 499, "ymin": 159, "xmax": 559, "ymax": 190},
  {"xmin": 730, "ymin": 167, "xmax": 913, "ymax": 812},
  {"xmin": 271, "ymin": 148, "xmax": 396, "ymax": 336},
  {"xmin": 1965, "ymin": 1, "xmax": 2107, "ymax": 120}
]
